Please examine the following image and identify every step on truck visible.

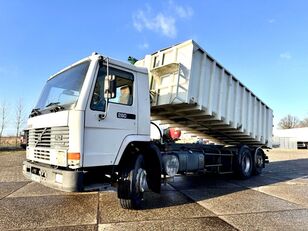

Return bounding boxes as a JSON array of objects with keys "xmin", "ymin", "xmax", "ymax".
[{"xmin": 23, "ymin": 40, "xmax": 272, "ymax": 209}]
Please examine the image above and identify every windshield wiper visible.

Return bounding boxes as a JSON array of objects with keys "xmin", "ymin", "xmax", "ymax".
[
  {"xmin": 29, "ymin": 108, "xmax": 41, "ymax": 118},
  {"xmin": 46, "ymin": 102, "xmax": 60, "ymax": 108},
  {"xmin": 46, "ymin": 102, "xmax": 65, "ymax": 112}
]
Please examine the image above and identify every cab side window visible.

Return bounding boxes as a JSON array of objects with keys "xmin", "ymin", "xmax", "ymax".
[
  {"xmin": 90, "ymin": 65, "xmax": 134, "ymax": 111},
  {"xmin": 109, "ymin": 77, "xmax": 133, "ymax": 106}
]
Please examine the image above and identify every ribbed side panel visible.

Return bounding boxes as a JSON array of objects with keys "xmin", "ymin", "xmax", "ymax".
[{"xmin": 136, "ymin": 40, "xmax": 273, "ymax": 147}]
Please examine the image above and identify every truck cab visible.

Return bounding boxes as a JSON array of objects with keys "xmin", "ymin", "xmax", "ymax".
[{"xmin": 23, "ymin": 54, "xmax": 154, "ymax": 193}]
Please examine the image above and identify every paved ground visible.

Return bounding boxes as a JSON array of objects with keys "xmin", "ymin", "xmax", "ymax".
[{"xmin": 1, "ymin": 149, "xmax": 308, "ymax": 230}]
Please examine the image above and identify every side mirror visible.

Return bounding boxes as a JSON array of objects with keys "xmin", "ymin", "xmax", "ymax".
[
  {"xmin": 98, "ymin": 75, "xmax": 116, "ymax": 121},
  {"xmin": 104, "ymin": 75, "xmax": 116, "ymax": 99}
]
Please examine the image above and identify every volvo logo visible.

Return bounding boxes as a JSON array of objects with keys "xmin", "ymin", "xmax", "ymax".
[
  {"xmin": 35, "ymin": 128, "xmax": 47, "ymax": 147},
  {"xmin": 55, "ymin": 135, "xmax": 63, "ymax": 141}
]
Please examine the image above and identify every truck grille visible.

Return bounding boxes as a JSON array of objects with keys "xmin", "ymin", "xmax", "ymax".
[
  {"xmin": 34, "ymin": 149, "xmax": 50, "ymax": 162},
  {"xmin": 28, "ymin": 126, "xmax": 69, "ymax": 149}
]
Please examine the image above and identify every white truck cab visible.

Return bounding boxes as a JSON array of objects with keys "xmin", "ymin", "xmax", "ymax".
[{"xmin": 24, "ymin": 54, "xmax": 153, "ymax": 193}]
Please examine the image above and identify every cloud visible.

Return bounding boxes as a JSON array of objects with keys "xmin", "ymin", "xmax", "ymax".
[
  {"xmin": 268, "ymin": 19, "xmax": 276, "ymax": 24},
  {"xmin": 132, "ymin": 3, "xmax": 193, "ymax": 39},
  {"xmin": 138, "ymin": 42, "xmax": 149, "ymax": 50},
  {"xmin": 280, "ymin": 52, "xmax": 292, "ymax": 60},
  {"xmin": 170, "ymin": 1, "xmax": 194, "ymax": 19},
  {"xmin": 133, "ymin": 8, "xmax": 176, "ymax": 38}
]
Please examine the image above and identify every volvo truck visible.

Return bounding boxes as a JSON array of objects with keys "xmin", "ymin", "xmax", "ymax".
[{"xmin": 23, "ymin": 40, "xmax": 272, "ymax": 209}]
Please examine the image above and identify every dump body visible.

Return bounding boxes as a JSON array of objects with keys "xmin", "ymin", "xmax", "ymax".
[{"xmin": 135, "ymin": 40, "xmax": 273, "ymax": 148}]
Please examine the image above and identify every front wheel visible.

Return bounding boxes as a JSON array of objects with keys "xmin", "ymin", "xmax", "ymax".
[{"xmin": 117, "ymin": 154, "xmax": 147, "ymax": 209}]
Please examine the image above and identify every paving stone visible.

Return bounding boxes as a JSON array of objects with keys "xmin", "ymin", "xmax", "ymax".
[
  {"xmin": 221, "ymin": 209, "xmax": 308, "ymax": 231},
  {"xmin": 168, "ymin": 175, "xmax": 240, "ymax": 191},
  {"xmin": 21, "ymin": 224, "xmax": 97, "ymax": 231},
  {"xmin": 99, "ymin": 191, "xmax": 215, "ymax": 223},
  {"xmin": 0, "ymin": 151, "xmax": 25, "ymax": 167},
  {"xmin": 0, "ymin": 166, "xmax": 29, "ymax": 182},
  {"xmin": 255, "ymin": 178, "xmax": 308, "ymax": 207},
  {"xmin": 0, "ymin": 194, "xmax": 98, "ymax": 230},
  {"xmin": 8, "ymin": 182, "xmax": 76, "ymax": 198},
  {"xmin": 0, "ymin": 181, "xmax": 29, "ymax": 199},
  {"xmin": 160, "ymin": 182, "xmax": 176, "ymax": 191},
  {"xmin": 1, "ymin": 150, "xmax": 308, "ymax": 230},
  {"xmin": 229, "ymin": 175, "xmax": 283, "ymax": 189},
  {"xmin": 99, "ymin": 217, "xmax": 236, "ymax": 231},
  {"xmin": 181, "ymin": 187, "xmax": 303, "ymax": 215}
]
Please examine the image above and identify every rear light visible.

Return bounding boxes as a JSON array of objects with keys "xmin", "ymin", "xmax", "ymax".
[
  {"xmin": 164, "ymin": 128, "xmax": 181, "ymax": 141},
  {"xmin": 169, "ymin": 128, "xmax": 181, "ymax": 140}
]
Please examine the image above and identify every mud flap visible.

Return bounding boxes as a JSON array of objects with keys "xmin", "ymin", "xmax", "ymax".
[{"xmin": 144, "ymin": 143, "xmax": 161, "ymax": 193}]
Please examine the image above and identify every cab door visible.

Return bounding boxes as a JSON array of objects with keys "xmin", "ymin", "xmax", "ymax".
[{"xmin": 84, "ymin": 63, "xmax": 137, "ymax": 167}]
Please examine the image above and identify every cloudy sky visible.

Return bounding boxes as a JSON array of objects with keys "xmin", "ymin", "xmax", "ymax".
[{"xmin": 0, "ymin": 0, "xmax": 308, "ymax": 134}]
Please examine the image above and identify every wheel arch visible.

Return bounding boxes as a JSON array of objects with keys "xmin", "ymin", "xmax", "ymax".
[
  {"xmin": 116, "ymin": 138, "xmax": 162, "ymax": 193},
  {"xmin": 113, "ymin": 135, "xmax": 150, "ymax": 166}
]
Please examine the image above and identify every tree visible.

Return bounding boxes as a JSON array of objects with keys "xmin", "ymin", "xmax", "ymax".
[
  {"xmin": 278, "ymin": 115, "xmax": 300, "ymax": 129},
  {"xmin": 299, "ymin": 118, "xmax": 308, "ymax": 128},
  {"xmin": 128, "ymin": 56, "xmax": 138, "ymax": 65},
  {"xmin": 0, "ymin": 100, "xmax": 9, "ymax": 144},
  {"xmin": 15, "ymin": 98, "xmax": 26, "ymax": 146}
]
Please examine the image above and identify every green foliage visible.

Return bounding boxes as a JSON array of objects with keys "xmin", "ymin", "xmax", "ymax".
[{"xmin": 128, "ymin": 56, "xmax": 138, "ymax": 65}]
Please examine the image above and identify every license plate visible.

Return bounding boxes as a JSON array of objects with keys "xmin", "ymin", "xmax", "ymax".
[{"xmin": 31, "ymin": 174, "xmax": 40, "ymax": 182}]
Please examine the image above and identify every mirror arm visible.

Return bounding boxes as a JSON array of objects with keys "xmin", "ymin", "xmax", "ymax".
[
  {"xmin": 99, "ymin": 57, "xmax": 116, "ymax": 121},
  {"xmin": 98, "ymin": 57, "xmax": 110, "ymax": 121}
]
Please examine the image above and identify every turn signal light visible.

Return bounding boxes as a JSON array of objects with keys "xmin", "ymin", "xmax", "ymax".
[{"xmin": 67, "ymin": 152, "xmax": 80, "ymax": 160}]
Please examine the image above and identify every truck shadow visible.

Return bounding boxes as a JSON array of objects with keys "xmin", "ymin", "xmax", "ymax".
[{"xmin": 140, "ymin": 158, "xmax": 308, "ymax": 210}]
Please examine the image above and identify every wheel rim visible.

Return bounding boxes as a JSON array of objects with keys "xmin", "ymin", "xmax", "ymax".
[
  {"xmin": 242, "ymin": 154, "xmax": 251, "ymax": 173},
  {"xmin": 136, "ymin": 168, "xmax": 147, "ymax": 193},
  {"xmin": 256, "ymin": 152, "xmax": 263, "ymax": 167}
]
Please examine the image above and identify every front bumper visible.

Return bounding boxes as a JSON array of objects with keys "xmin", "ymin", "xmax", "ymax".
[{"xmin": 23, "ymin": 161, "xmax": 84, "ymax": 192}]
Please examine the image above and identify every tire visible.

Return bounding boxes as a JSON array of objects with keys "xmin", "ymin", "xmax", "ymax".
[
  {"xmin": 252, "ymin": 148, "xmax": 264, "ymax": 175},
  {"xmin": 118, "ymin": 154, "xmax": 147, "ymax": 209},
  {"xmin": 236, "ymin": 147, "xmax": 253, "ymax": 179}
]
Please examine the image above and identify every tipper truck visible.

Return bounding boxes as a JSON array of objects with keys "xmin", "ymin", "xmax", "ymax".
[{"xmin": 23, "ymin": 40, "xmax": 272, "ymax": 209}]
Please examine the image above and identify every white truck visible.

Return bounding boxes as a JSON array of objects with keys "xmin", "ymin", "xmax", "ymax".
[{"xmin": 23, "ymin": 40, "xmax": 272, "ymax": 209}]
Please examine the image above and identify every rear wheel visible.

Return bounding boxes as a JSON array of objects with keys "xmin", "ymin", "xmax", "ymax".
[
  {"xmin": 118, "ymin": 154, "xmax": 147, "ymax": 209},
  {"xmin": 236, "ymin": 147, "xmax": 253, "ymax": 179},
  {"xmin": 253, "ymin": 148, "xmax": 264, "ymax": 175}
]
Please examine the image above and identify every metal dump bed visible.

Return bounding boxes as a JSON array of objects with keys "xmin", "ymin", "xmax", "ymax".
[{"xmin": 135, "ymin": 40, "xmax": 273, "ymax": 148}]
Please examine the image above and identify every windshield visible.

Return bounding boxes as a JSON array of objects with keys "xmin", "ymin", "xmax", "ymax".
[{"xmin": 35, "ymin": 61, "xmax": 90, "ymax": 111}]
